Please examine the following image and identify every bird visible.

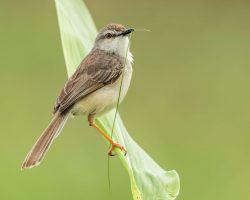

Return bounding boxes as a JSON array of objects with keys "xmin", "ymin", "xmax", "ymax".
[{"xmin": 21, "ymin": 23, "xmax": 134, "ymax": 169}]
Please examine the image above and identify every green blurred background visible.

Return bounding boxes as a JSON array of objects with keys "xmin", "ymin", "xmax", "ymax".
[{"xmin": 1, "ymin": 0, "xmax": 250, "ymax": 199}]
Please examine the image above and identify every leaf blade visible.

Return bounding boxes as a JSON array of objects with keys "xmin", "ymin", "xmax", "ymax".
[{"xmin": 54, "ymin": 0, "xmax": 180, "ymax": 199}]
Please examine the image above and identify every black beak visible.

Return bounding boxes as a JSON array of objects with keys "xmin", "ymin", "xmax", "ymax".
[{"xmin": 117, "ymin": 28, "xmax": 134, "ymax": 36}]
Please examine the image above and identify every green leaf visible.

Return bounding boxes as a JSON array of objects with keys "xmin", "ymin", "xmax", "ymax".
[{"xmin": 54, "ymin": 0, "xmax": 180, "ymax": 199}]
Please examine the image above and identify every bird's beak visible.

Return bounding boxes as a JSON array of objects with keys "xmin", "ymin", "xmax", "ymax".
[{"xmin": 117, "ymin": 28, "xmax": 134, "ymax": 36}]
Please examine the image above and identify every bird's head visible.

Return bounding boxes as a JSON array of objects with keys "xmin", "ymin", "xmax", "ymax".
[{"xmin": 94, "ymin": 23, "xmax": 134, "ymax": 57}]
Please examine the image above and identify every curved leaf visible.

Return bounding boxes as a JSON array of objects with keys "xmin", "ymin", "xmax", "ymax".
[{"xmin": 54, "ymin": 0, "xmax": 180, "ymax": 199}]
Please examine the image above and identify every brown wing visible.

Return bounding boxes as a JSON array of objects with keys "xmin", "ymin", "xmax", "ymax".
[{"xmin": 53, "ymin": 49, "xmax": 124, "ymax": 114}]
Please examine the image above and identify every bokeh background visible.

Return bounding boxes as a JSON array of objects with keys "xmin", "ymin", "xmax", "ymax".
[{"xmin": 1, "ymin": 0, "xmax": 250, "ymax": 199}]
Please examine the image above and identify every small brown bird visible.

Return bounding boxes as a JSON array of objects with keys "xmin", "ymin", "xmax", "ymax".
[{"xmin": 22, "ymin": 23, "xmax": 134, "ymax": 169}]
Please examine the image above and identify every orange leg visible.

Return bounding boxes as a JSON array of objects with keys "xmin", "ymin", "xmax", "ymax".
[{"xmin": 88, "ymin": 114, "xmax": 127, "ymax": 156}]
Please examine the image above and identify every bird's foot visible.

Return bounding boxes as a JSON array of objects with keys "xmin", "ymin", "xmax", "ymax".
[{"xmin": 108, "ymin": 142, "xmax": 127, "ymax": 156}]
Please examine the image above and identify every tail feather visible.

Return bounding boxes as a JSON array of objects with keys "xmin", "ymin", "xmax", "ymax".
[{"xmin": 22, "ymin": 112, "xmax": 69, "ymax": 169}]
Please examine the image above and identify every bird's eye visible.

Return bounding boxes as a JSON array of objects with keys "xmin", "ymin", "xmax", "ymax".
[{"xmin": 105, "ymin": 33, "xmax": 112, "ymax": 39}]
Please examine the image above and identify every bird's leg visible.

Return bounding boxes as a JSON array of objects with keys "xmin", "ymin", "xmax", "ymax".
[{"xmin": 88, "ymin": 114, "xmax": 127, "ymax": 156}]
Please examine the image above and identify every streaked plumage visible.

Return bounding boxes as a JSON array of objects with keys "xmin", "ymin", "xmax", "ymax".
[{"xmin": 22, "ymin": 23, "xmax": 134, "ymax": 169}]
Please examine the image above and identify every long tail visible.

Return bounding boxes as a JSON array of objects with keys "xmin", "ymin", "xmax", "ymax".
[{"xmin": 21, "ymin": 112, "xmax": 69, "ymax": 169}]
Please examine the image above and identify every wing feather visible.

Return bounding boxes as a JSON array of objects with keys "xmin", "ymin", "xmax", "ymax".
[{"xmin": 53, "ymin": 49, "xmax": 124, "ymax": 114}]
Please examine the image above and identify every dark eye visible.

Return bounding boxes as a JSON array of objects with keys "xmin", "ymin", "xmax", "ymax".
[{"xmin": 105, "ymin": 33, "xmax": 112, "ymax": 39}]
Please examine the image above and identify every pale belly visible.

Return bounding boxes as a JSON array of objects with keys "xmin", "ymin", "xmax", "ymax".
[{"xmin": 71, "ymin": 63, "xmax": 132, "ymax": 117}]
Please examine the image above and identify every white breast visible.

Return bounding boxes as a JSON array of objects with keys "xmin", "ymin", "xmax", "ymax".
[{"xmin": 72, "ymin": 51, "xmax": 133, "ymax": 117}]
